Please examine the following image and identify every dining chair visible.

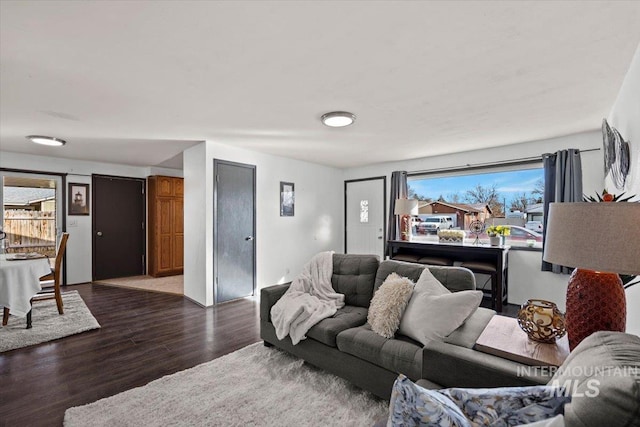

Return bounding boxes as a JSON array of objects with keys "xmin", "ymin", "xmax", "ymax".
[{"xmin": 27, "ymin": 233, "xmax": 70, "ymax": 326}]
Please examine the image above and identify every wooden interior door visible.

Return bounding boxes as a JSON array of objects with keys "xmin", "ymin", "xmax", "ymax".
[
  {"xmin": 172, "ymin": 197, "xmax": 184, "ymax": 270},
  {"xmin": 158, "ymin": 198, "xmax": 173, "ymax": 272},
  {"xmin": 148, "ymin": 176, "xmax": 183, "ymax": 277}
]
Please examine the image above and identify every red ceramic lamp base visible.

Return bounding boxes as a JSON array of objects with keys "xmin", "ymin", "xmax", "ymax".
[
  {"xmin": 565, "ymin": 268, "xmax": 626, "ymax": 351},
  {"xmin": 400, "ymin": 215, "xmax": 410, "ymax": 241}
]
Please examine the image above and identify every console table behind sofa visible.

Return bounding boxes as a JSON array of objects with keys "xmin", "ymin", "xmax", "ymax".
[{"xmin": 387, "ymin": 240, "xmax": 509, "ymax": 312}]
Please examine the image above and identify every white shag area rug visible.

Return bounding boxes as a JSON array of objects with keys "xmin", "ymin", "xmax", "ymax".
[
  {"xmin": 65, "ymin": 343, "xmax": 389, "ymax": 426},
  {"xmin": 0, "ymin": 290, "xmax": 100, "ymax": 353}
]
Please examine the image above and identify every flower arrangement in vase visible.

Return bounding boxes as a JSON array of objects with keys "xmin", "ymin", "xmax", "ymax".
[{"xmin": 486, "ymin": 225, "xmax": 510, "ymax": 246}]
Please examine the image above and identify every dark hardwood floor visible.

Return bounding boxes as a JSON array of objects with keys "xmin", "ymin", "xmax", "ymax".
[
  {"xmin": 0, "ymin": 283, "xmax": 261, "ymax": 427},
  {"xmin": 0, "ymin": 282, "xmax": 520, "ymax": 426}
]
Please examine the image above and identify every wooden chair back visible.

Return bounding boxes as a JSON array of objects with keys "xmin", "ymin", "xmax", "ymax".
[
  {"xmin": 33, "ymin": 232, "xmax": 70, "ymax": 318},
  {"xmin": 53, "ymin": 233, "xmax": 70, "ymax": 286}
]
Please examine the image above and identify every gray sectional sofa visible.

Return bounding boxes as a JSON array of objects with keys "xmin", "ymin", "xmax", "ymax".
[{"xmin": 260, "ymin": 254, "xmax": 549, "ymax": 399}]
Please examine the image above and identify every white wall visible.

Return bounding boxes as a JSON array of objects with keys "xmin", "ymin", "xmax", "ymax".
[
  {"xmin": 607, "ymin": 42, "xmax": 640, "ymax": 336},
  {"xmin": 183, "ymin": 140, "xmax": 344, "ymax": 307},
  {"xmin": 344, "ymin": 130, "xmax": 605, "ymax": 314},
  {"xmin": 0, "ymin": 151, "xmax": 183, "ymax": 284},
  {"xmin": 183, "ymin": 143, "xmax": 209, "ymax": 305},
  {"xmin": 607, "ymin": 43, "xmax": 640, "ymax": 197}
]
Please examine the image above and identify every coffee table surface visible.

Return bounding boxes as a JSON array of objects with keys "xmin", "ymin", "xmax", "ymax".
[{"xmin": 475, "ymin": 315, "xmax": 570, "ymax": 367}]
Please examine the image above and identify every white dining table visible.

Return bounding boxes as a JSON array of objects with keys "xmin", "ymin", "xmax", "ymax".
[{"xmin": 0, "ymin": 254, "xmax": 52, "ymax": 318}]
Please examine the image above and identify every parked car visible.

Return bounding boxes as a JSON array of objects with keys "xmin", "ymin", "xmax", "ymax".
[
  {"xmin": 505, "ymin": 225, "xmax": 543, "ymax": 242},
  {"xmin": 525, "ymin": 220, "xmax": 543, "ymax": 233},
  {"xmin": 417, "ymin": 216, "xmax": 453, "ymax": 234}
]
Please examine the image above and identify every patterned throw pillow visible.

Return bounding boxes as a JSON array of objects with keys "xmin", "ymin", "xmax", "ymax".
[
  {"xmin": 387, "ymin": 375, "xmax": 570, "ymax": 427},
  {"xmin": 441, "ymin": 386, "xmax": 570, "ymax": 426},
  {"xmin": 388, "ymin": 375, "xmax": 470, "ymax": 427},
  {"xmin": 367, "ymin": 273, "xmax": 414, "ymax": 338}
]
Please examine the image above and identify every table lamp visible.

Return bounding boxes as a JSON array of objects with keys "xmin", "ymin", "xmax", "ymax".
[
  {"xmin": 394, "ymin": 199, "xmax": 418, "ymax": 241},
  {"xmin": 543, "ymin": 202, "xmax": 640, "ymax": 350}
]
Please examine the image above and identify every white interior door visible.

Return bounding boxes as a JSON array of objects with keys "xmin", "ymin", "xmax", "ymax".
[{"xmin": 345, "ymin": 177, "xmax": 386, "ymax": 259}]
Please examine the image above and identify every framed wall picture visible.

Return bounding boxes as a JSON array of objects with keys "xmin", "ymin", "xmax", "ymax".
[
  {"xmin": 68, "ymin": 183, "xmax": 90, "ymax": 215},
  {"xmin": 280, "ymin": 181, "xmax": 294, "ymax": 216}
]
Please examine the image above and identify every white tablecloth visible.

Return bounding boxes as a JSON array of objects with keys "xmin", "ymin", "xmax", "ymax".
[{"xmin": 0, "ymin": 254, "xmax": 52, "ymax": 317}]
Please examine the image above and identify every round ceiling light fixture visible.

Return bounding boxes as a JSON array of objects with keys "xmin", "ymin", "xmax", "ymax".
[
  {"xmin": 321, "ymin": 111, "xmax": 355, "ymax": 127},
  {"xmin": 26, "ymin": 135, "xmax": 67, "ymax": 147}
]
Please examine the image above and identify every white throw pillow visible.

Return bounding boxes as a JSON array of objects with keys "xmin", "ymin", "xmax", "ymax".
[
  {"xmin": 367, "ymin": 273, "xmax": 415, "ymax": 338},
  {"xmin": 413, "ymin": 267, "xmax": 450, "ymax": 297},
  {"xmin": 398, "ymin": 269, "xmax": 482, "ymax": 345}
]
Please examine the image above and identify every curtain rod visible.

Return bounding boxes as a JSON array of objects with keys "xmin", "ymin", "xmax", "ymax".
[{"xmin": 407, "ymin": 147, "xmax": 600, "ymax": 176}]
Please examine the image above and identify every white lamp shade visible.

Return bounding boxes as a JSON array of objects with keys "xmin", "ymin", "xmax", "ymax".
[
  {"xmin": 394, "ymin": 198, "xmax": 419, "ymax": 216},
  {"xmin": 543, "ymin": 202, "xmax": 640, "ymax": 275}
]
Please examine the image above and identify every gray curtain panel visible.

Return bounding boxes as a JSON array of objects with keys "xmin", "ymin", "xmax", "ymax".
[
  {"xmin": 541, "ymin": 149, "xmax": 583, "ymax": 273},
  {"xmin": 386, "ymin": 171, "xmax": 408, "ymax": 257}
]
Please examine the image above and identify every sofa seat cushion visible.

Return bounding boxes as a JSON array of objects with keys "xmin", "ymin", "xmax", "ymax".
[
  {"xmin": 306, "ymin": 305, "xmax": 368, "ymax": 347},
  {"xmin": 336, "ymin": 324, "xmax": 422, "ymax": 379}
]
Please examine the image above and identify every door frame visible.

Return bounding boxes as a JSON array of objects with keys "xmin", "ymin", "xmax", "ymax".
[
  {"xmin": 213, "ymin": 159, "xmax": 257, "ymax": 304},
  {"xmin": 0, "ymin": 167, "xmax": 68, "ymax": 285},
  {"xmin": 344, "ymin": 176, "xmax": 387, "ymax": 255},
  {"xmin": 91, "ymin": 174, "xmax": 147, "ymax": 281}
]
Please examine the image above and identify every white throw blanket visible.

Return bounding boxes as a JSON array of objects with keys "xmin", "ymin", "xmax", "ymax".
[{"xmin": 270, "ymin": 251, "xmax": 344, "ymax": 345}]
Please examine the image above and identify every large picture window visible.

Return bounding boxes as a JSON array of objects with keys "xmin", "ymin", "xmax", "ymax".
[{"xmin": 408, "ymin": 166, "xmax": 544, "ymax": 248}]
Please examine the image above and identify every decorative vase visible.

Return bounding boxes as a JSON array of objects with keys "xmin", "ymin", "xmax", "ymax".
[
  {"xmin": 517, "ymin": 299, "xmax": 566, "ymax": 343},
  {"xmin": 565, "ymin": 268, "xmax": 626, "ymax": 350},
  {"xmin": 489, "ymin": 236, "xmax": 501, "ymax": 246}
]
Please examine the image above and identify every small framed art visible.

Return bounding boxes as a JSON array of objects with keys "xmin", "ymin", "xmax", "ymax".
[
  {"xmin": 68, "ymin": 183, "xmax": 90, "ymax": 215},
  {"xmin": 280, "ymin": 181, "xmax": 294, "ymax": 217}
]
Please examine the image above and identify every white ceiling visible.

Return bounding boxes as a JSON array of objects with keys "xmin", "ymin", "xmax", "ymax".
[{"xmin": 1, "ymin": 1, "xmax": 639, "ymax": 169}]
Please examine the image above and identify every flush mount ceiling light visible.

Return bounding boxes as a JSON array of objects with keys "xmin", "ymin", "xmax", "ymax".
[
  {"xmin": 26, "ymin": 135, "xmax": 67, "ymax": 147},
  {"xmin": 321, "ymin": 111, "xmax": 355, "ymax": 127}
]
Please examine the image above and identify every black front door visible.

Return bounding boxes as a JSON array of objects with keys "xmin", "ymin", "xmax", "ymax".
[
  {"xmin": 92, "ymin": 175, "xmax": 145, "ymax": 280},
  {"xmin": 214, "ymin": 160, "xmax": 256, "ymax": 303}
]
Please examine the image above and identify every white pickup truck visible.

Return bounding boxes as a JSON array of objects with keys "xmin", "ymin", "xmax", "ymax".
[{"xmin": 417, "ymin": 216, "xmax": 453, "ymax": 234}]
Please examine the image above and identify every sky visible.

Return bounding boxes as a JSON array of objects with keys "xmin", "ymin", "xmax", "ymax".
[{"xmin": 408, "ymin": 167, "xmax": 543, "ymax": 209}]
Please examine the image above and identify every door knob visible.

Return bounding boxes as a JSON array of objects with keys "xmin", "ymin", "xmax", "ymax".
[
  {"xmin": 245, "ymin": 236, "xmax": 254, "ymax": 241},
  {"xmin": 96, "ymin": 231, "xmax": 103, "ymax": 236}
]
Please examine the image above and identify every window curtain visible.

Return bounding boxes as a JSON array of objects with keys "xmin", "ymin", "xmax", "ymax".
[
  {"xmin": 386, "ymin": 171, "xmax": 408, "ymax": 257},
  {"xmin": 541, "ymin": 149, "xmax": 583, "ymax": 273}
]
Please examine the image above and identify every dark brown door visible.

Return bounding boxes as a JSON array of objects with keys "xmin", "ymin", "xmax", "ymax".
[{"xmin": 92, "ymin": 175, "xmax": 145, "ymax": 280}]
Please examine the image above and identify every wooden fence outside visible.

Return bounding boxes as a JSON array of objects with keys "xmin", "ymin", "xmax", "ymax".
[{"xmin": 3, "ymin": 210, "xmax": 56, "ymax": 256}]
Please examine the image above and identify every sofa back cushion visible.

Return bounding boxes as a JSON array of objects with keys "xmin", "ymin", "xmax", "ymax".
[
  {"xmin": 374, "ymin": 260, "xmax": 425, "ymax": 293},
  {"xmin": 549, "ymin": 331, "xmax": 640, "ymax": 427},
  {"xmin": 428, "ymin": 266, "xmax": 477, "ymax": 293},
  {"xmin": 374, "ymin": 260, "xmax": 476, "ymax": 294},
  {"xmin": 331, "ymin": 254, "xmax": 380, "ymax": 308}
]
